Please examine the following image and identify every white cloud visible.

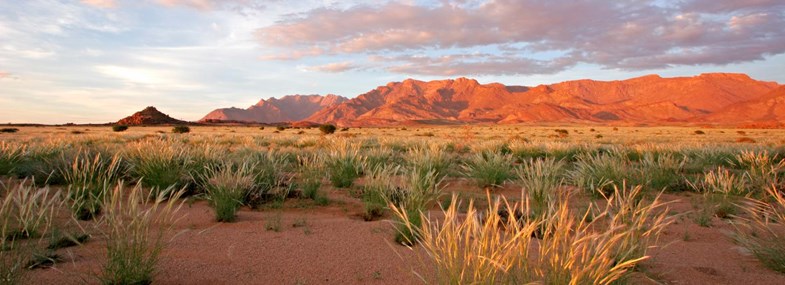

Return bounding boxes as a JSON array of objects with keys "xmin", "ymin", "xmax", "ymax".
[
  {"xmin": 305, "ymin": 61, "xmax": 359, "ymax": 73},
  {"xmin": 256, "ymin": 0, "xmax": 785, "ymax": 75},
  {"xmin": 81, "ymin": 0, "xmax": 116, "ymax": 8},
  {"xmin": 95, "ymin": 65, "xmax": 205, "ymax": 90}
]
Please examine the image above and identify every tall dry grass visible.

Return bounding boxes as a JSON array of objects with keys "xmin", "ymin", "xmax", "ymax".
[{"xmin": 393, "ymin": 186, "xmax": 672, "ymax": 284}]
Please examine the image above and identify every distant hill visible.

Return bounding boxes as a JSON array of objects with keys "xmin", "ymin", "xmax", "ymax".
[
  {"xmin": 117, "ymin": 106, "xmax": 188, "ymax": 125},
  {"xmin": 200, "ymin": 94, "xmax": 347, "ymax": 123},
  {"xmin": 194, "ymin": 73, "xmax": 783, "ymax": 127},
  {"xmin": 303, "ymin": 73, "xmax": 781, "ymax": 127}
]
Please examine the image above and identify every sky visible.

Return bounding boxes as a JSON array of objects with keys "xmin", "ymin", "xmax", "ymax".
[{"xmin": 0, "ymin": 0, "xmax": 784, "ymax": 124}]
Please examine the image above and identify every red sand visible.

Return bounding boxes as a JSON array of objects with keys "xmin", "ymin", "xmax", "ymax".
[{"xmin": 25, "ymin": 180, "xmax": 785, "ymax": 284}]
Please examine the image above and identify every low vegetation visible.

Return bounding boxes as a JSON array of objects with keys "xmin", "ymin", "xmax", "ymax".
[{"xmin": 1, "ymin": 125, "xmax": 784, "ymax": 283}]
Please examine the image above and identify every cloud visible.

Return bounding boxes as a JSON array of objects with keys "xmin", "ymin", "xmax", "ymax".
[
  {"xmin": 256, "ymin": 0, "xmax": 785, "ymax": 75},
  {"xmin": 0, "ymin": 71, "xmax": 10, "ymax": 79},
  {"xmin": 305, "ymin": 61, "xmax": 359, "ymax": 73},
  {"xmin": 95, "ymin": 65, "xmax": 205, "ymax": 90},
  {"xmin": 81, "ymin": 0, "xmax": 116, "ymax": 8}
]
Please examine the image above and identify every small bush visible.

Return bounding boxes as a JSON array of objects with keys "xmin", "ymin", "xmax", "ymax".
[
  {"xmin": 172, "ymin": 125, "xmax": 190, "ymax": 134},
  {"xmin": 319, "ymin": 124, "xmax": 337, "ymax": 135},
  {"xmin": 694, "ymin": 130, "xmax": 705, "ymax": 135},
  {"xmin": 276, "ymin": 126, "xmax": 286, "ymax": 131},
  {"xmin": 0, "ymin": 128, "xmax": 19, "ymax": 133},
  {"xmin": 112, "ymin": 125, "xmax": 128, "ymax": 132}
]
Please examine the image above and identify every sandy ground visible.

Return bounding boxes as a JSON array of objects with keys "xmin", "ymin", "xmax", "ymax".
[{"xmin": 20, "ymin": 179, "xmax": 785, "ymax": 285}]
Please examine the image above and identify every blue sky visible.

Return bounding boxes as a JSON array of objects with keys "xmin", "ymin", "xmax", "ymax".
[{"xmin": 1, "ymin": 0, "xmax": 783, "ymax": 124}]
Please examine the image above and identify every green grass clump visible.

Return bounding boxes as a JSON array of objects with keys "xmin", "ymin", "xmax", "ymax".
[
  {"xmin": 689, "ymin": 167, "xmax": 745, "ymax": 218},
  {"xmin": 62, "ymin": 153, "xmax": 123, "ymax": 220},
  {"xmin": 12, "ymin": 144, "xmax": 72, "ymax": 186},
  {"xmin": 99, "ymin": 182, "xmax": 183, "ymax": 285},
  {"xmin": 462, "ymin": 152, "xmax": 514, "ymax": 188},
  {"xmin": 361, "ymin": 165, "xmax": 401, "ymax": 221},
  {"xmin": 0, "ymin": 142, "xmax": 25, "ymax": 175},
  {"xmin": 393, "ymin": 167, "xmax": 444, "ymax": 245},
  {"xmin": 326, "ymin": 142, "xmax": 365, "ymax": 188},
  {"xmin": 297, "ymin": 155, "xmax": 326, "ymax": 202},
  {"xmin": 127, "ymin": 142, "xmax": 190, "ymax": 195},
  {"xmin": 1, "ymin": 182, "xmax": 59, "ymax": 240},
  {"xmin": 732, "ymin": 150, "xmax": 784, "ymax": 195},
  {"xmin": 568, "ymin": 152, "xmax": 632, "ymax": 197},
  {"xmin": 638, "ymin": 152, "xmax": 687, "ymax": 191},
  {"xmin": 406, "ymin": 144, "xmax": 452, "ymax": 180},
  {"xmin": 244, "ymin": 152, "xmax": 289, "ymax": 207},
  {"xmin": 1, "ymin": 181, "xmax": 60, "ymax": 284},
  {"xmin": 516, "ymin": 158, "xmax": 565, "ymax": 216},
  {"xmin": 198, "ymin": 160, "xmax": 256, "ymax": 222},
  {"xmin": 734, "ymin": 185, "xmax": 785, "ymax": 273}
]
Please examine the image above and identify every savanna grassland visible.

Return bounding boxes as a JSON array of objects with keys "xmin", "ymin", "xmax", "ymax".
[{"xmin": 2, "ymin": 125, "xmax": 785, "ymax": 284}]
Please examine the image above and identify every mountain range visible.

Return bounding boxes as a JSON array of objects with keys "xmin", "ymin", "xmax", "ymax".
[{"xmin": 195, "ymin": 73, "xmax": 783, "ymax": 127}]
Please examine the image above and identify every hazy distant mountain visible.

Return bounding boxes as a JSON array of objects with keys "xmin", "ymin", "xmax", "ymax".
[
  {"xmin": 304, "ymin": 73, "xmax": 781, "ymax": 126},
  {"xmin": 703, "ymin": 86, "xmax": 785, "ymax": 128},
  {"xmin": 117, "ymin": 106, "xmax": 187, "ymax": 125},
  {"xmin": 200, "ymin": 94, "xmax": 347, "ymax": 123}
]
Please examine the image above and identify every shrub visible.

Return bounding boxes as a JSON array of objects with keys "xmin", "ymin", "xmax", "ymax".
[
  {"xmin": 319, "ymin": 124, "xmax": 337, "ymax": 135},
  {"xmin": 276, "ymin": 126, "xmax": 286, "ymax": 131},
  {"xmin": 172, "ymin": 125, "xmax": 190, "ymax": 134},
  {"xmin": 112, "ymin": 125, "xmax": 128, "ymax": 132},
  {"xmin": 0, "ymin": 128, "xmax": 19, "ymax": 133},
  {"xmin": 99, "ymin": 182, "xmax": 183, "ymax": 285},
  {"xmin": 736, "ymin": 137, "xmax": 756, "ymax": 143},
  {"xmin": 694, "ymin": 130, "xmax": 705, "ymax": 135}
]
